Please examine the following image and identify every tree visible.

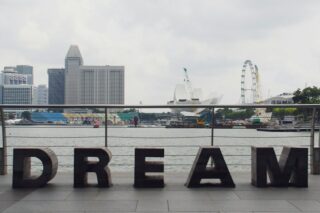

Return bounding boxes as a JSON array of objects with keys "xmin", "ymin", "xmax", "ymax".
[
  {"xmin": 215, "ymin": 108, "xmax": 255, "ymax": 120},
  {"xmin": 21, "ymin": 111, "xmax": 31, "ymax": 120},
  {"xmin": 293, "ymin": 86, "xmax": 320, "ymax": 121},
  {"xmin": 272, "ymin": 108, "xmax": 297, "ymax": 120},
  {"xmin": 293, "ymin": 86, "xmax": 320, "ymax": 104}
]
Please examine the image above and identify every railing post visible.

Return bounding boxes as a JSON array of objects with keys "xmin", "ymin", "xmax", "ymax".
[
  {"xmin": 211, "ymin": 107, "xmax": 215, "ymax": 146},
  {"xmin": 310, "ymin": 107, "xmax": 319, "ymax": 174},
  {"xmin": 105, "ymin": 107, "xmax": 108, "ymax": 147},
  {"xmin": 0, "ymin": 108, "xmax": 7, "ymax": 175},
  {"xmin": 210, "ymin": 107, "xmax": 215, "ymax": 166}
]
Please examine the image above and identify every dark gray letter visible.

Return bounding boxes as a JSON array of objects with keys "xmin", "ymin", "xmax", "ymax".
[
  {"xmin": 251, "ymin": 146, "xmax": 308, "ymax": 187},
  {"xmin": 186, "ymin": 146, "xmax": 235, "ymax": 188},
  {"xmin": 12, "ymin": 148, "xmax": 58, "ymax": 188},
  {"xmin": 74, "ymin": 147, "xmax": 112, "ymax": 188},
  {"xmin": 134, "ymin": 148, "xmax": 164, "ymax": 188}
]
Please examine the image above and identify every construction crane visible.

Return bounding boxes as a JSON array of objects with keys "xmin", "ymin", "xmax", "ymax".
[{"xmin": 183, "ymin": 68, "xmax": 194, "ymax": 99}]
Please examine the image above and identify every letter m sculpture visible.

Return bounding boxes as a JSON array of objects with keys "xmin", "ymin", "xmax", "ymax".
[{"xmin": 251, "ymin": 146, "xmax": 308, "ymax": 187}]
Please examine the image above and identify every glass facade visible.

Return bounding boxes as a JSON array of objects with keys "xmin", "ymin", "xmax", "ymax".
[
  {"xmin": 16, "ymin": 65, "xmax": 33, "ymax": 84},
  {"xmin": 2, "ymin": 85, "xmax": 32, "ymax": 104},
  {"xmin": 48, "ymin": 69, "xmax": 65, "ymax": 104}
]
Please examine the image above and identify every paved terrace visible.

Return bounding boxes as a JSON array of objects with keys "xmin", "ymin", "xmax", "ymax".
[{"xmin": 0, "ymin": 172, "xmax": 320, "ymax": 213}]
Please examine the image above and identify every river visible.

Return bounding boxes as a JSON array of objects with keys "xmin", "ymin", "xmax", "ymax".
[{"xmin": 3, "ymin": 126, "xmax": 314, "ymax": 172}]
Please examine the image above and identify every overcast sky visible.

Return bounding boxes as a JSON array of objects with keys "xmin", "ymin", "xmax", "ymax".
[{"xmin": 1, "ymin": 0, "xmax": 320, "ymax": 105}]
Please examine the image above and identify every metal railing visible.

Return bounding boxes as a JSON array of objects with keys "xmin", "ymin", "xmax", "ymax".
[{"xmin": 0, "ymin": 104, "xmax": 320, "ymax": 174}]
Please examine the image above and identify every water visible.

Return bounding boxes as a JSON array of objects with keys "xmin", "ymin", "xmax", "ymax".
[{"xmin": 3, "ymin": 126, "xmax": 313, "ymax": 172}]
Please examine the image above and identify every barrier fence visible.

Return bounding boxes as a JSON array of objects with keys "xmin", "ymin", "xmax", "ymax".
[{"xmin": 0, "ymin": 104, "xmax": 319, "ymax": 174}]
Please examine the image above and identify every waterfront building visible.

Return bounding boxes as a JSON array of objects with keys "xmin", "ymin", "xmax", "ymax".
[
  {"xmin": 47, "ymin": 68, "xmax": 65, "ymax": 104},
  {"xmin": 64, "ymin": 45, "xmax": 125, "ymax": 105},
  {"xmin": 262, "ymin": 93, "xmax": 294, "ymax": 104},
  {"xmin": 33, "ymin": 84, "xmax": 48, "ymax": 105}
]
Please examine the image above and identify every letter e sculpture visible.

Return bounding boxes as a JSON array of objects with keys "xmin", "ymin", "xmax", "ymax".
[{"xmin": 134, "ymin": 148, "xmax": 164, "ymax": 188}]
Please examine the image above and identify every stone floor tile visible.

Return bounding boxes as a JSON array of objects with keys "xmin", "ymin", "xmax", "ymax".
[
  {"xmin": 0, "ymin": 190, "xmax": 33, "ymax": 201},
  {"xmin": 83, "ymin": 200, "xmax": 138, "ymax": 212},
  {"xmin": 0, "ymin": 201, "xmax": 16, "ymax": 212},
  {"xmin": 136, "ymin": 200, "xmax": 168, "ymax": 212},
  {"xmin": 169, "ymin": 200, "xmax": 300, "ymax": 212},
  {"xmin": 3, "ymin": 201, "xmax": 85, "ymax": 212},
  {"xmin": 66, "ymin": 190, "xmax": 99, "ymax": 200},
  {"xmin": 235, "ymin": 190, "xmax": 320, "ymax": 200},
  {"xmin": 21, "ymin": 190, "xmax": 71, "ymax": 201},
  {"xmin": 288, "ymin": 200, "xmax": 320, "ymax": 212},
  {"xmin": 207, "ymin": 191, "xmax": 240, "ymax": 200}
]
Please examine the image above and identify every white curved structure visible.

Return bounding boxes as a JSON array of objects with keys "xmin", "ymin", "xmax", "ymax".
[{"xmin": 168, "ymin": 69, "xmax": 222, "ymax": 113}]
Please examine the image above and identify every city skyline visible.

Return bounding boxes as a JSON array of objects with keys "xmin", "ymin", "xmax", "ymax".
[{"xmin": 1, "ymin": 0, "xmax": 320, "ymax": 105}]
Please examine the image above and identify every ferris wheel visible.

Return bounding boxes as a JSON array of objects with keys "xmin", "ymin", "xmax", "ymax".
[{"xmin": 240, "ymin": 60, "xmax": 261, "ymax": 104}]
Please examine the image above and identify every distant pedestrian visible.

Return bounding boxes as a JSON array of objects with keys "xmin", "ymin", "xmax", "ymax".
[{"xmin": 133, "ymin": 116, "xmax": 139, "ymax": 127}]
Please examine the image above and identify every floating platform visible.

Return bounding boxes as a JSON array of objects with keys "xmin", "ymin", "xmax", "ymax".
[{"xmin": 257, "ymin": 127, "xmax": 319, "ymax": 132}]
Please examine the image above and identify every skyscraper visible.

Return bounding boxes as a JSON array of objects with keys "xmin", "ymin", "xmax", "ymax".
[
  {"xmin": 47, "ymin": 68, "xmax": 65, "ymax": 104},
  {"xmin": 16, "ymin": 65, "xmax": 33, "ymax": 85},
  {"xmin": 64, "ymin": 45, "xmax": 83, "ymax": 104},
  {"xmin": 2, "ymin": 85, "xmax": 32, "ymax": 105},
  {"xmin": 33, "ymin": 84, "xmax": 48, "ymax": 105},
  {"xmin": 64, "ymin": 45, "xmax": 125, "ymax": 105},
  {"xmin": 0, "ymin": 66, "xmax": 33, "ymax": 105}
]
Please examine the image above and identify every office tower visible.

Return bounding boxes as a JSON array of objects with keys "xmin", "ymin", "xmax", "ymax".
[
  {"xmin": 33, "ymin": 84, "xmax": 48, "ymax": 105},
  {"xmin": 0, "ymin": 66, "xmax": 33, "ymax": 104},
  {"xmin": 64, "ymin": 45, "xmax": 125, "ymax": 105},
  {"xmin": 47, "ymin": 68, "xmax": 65, "ymax": 104},
  {"xmin": 64, "ymin": 45, "xmax": 83, "ymax": 104},
  {"xmin": 2, "ymin": 85, "xmax": 32, "ymax": 104},
  {"xmin": 16, "ymin": 65, "xmax": 33, "ymax": 85}
]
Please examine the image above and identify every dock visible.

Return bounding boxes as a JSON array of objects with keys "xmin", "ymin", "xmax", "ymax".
[{"xmin": 1, "ymin": 172, "xmax": 320, "ymax": 212}]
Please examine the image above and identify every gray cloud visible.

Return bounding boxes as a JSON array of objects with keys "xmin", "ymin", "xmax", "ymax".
[{"xmin": 1, "ymin": 0, "xmax": 320, "ymax": 105}]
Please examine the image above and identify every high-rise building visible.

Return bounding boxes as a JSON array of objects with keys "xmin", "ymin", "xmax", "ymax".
[
  {"xmin": 16, "ymin": 65, "xmax": 33, "ymax": 85},
  {"xmin": 64, "ymin": 45, "xmax": 125, "ymax": 105},
  {"xmin": 33, "ymin": 84, "xmax": 48, "ymax": 105},
  {"xmin": 0, "ymin": 66, "xmax": 33, "ymax": 85},
  {"xmin": 2, "ymin": 85, "xmax": 32, "ymax": 104},
  {"xmin": 64, "ymin": 45, "xmax": 83, "ymax": 104},
  {"xmin": 0, "ymin": 65, "xmax": 33, "ymax": 105},
  {"xmin": 47, "ymin": 68, "xmax": 65, "ymax": 104}
]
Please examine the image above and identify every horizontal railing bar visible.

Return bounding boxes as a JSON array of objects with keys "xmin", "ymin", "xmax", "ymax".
[
  {"xmin": 0, "ymin": 164, "xmax": 251, "ymax": 166},
  {"xmin": 1, "ymin": 104, "xmax": 320, "ymax": 109},
  {"xmin": 6, "ymin": 144, "xmax": 310, "ymax": 148},
  {"xmin": 5, "ymin": 154, "xmax": 313, "ymax": 157},
  {"xmin": 6, "ymin": 135, "xmax": 310, "ymax": 139}
]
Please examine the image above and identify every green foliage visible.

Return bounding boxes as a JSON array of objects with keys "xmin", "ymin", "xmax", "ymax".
[
  {"xmin": 215, "ymin": 108, "xmax": 255, "ymax": 120},
  {"xmin": 293, "ymin": 86, "xmax": 320, "ymax": 120},
  {"xmin": 21, "ymin": 111, "xmax": 31, "ymax": 120},
  {"xmin": 272, "ymin": 108, "xmax": 297, "ymax": 119},
  {"xmin": 293, "ymin": 86, "xmax": 320, "ymax": 104}
]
